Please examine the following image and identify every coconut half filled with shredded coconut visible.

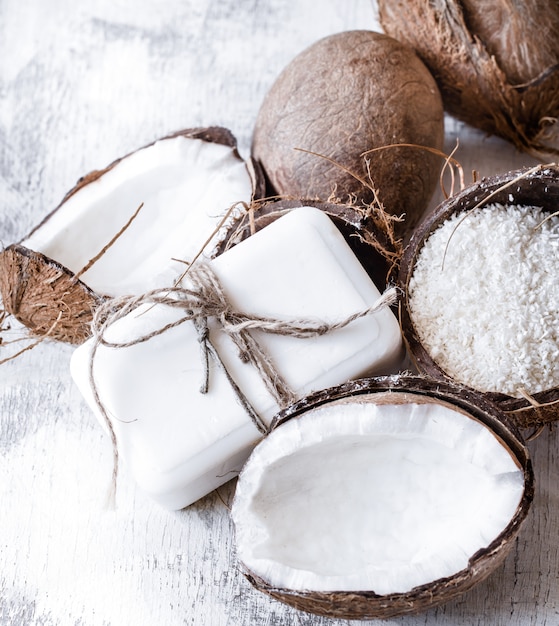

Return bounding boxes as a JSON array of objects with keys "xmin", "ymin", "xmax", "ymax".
[
  {"xmin": 0, "ymin": 127, "xmax": 260, "ymax": 344},
  {"xmin": 399, "ymin": 165, "xmax": 559, "ymax": 428},
  {"xmin": 232, "ymin": 377, "xmax": 533, "ymax": 619}
]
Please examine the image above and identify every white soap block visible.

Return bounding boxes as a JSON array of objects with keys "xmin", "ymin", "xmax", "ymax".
[{"xmin": 70, "ymin": 206, "xmax": 404, "ymax": 509}]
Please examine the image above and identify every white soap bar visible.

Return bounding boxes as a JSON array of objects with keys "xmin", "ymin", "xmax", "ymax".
[{"xmin": 71, "ymin": 207, "xmax": 404, "ymax": 509}]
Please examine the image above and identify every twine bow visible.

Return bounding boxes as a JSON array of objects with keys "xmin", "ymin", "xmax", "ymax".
[{"xmin": 88, "ymin": 261, "xmax": 398, "ymax": 504}]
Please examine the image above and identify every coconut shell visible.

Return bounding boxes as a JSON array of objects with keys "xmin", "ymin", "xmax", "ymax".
[
  {"xmin": 0, "ymin": 244, "xmax": 102, "ymax": 345},
  {"xmin": 239, "ymin": 375, "xmax": 534, "ymax": 620},
  {"xmin": 216, "ymin": 198, "xmax": 402, "ymax": 290},
  {"xmin": 377, "ymin": 0, "xmax": 559, "ymax": 157},
  {"xmin": 0, "ymin": 126, "xmax": 264, "ymax": 345},
  {"xmin": 397, "ymin": 164, "xmax": 559, "ymax": 428},
  {"xmin": 251, "ymin": 30, "xmax": 445, "ymax": 236}
]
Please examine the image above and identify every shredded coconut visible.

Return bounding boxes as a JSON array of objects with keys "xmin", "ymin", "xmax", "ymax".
[{"xmin": 408, "ymin": 204, "xmax": 559, "ymax": 397}]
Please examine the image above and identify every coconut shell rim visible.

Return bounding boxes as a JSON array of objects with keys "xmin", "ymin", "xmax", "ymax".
[
  {"xmin": 237, "ymin": 374, "xmax": 534, "ymax": 619},
  {"xmin": 216, "ymin": 198, "xmax": 375, "ymax": 251},
  {"xmin": 214, "ymin": 197, "xmax": 400, "ymax": 290},
  {"xmin": 397, "ymin": 164, "xmax": 559, "ymax": 427}
]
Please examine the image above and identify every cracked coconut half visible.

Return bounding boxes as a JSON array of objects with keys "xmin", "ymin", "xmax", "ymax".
[
  {"xmin": 232, "ymin": 377, "xmax": 533, "ymax": 619},
  {"xmin": 0, "ymin": 127, "xmax": 260, "ymax": 344}
]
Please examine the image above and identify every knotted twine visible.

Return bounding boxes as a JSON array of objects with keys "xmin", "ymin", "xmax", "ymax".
[{"xmin": 88, "ymin": 262, "xmax": 398, "ymax": 505}]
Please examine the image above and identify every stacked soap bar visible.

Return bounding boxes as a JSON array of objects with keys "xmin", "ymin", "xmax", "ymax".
[{"xmin": 71, "ymin": 207, "xmax": 403, "ymax": 509}]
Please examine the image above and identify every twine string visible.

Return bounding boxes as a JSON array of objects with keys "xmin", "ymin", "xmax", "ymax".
[
  {"xmin": 88, "ymin": 261, "xmax": 398, "ymax": 506},
  {"xmin": 192, "ymin": 314, "xmax": 268, "ymax": 434}
]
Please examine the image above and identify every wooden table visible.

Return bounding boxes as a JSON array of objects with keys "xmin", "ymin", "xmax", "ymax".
[{"xmin": 1, "ymin": 1, "xmax": 557, "ymax": 624}]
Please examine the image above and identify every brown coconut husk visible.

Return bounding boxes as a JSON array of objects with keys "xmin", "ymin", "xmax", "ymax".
[
  {"xmin": 239, "ymin": 375, "xmax": 534, "ymax": 620},
  {"xmin": 0, "ymin": 127, "xmax": 265, "ymax": 346},
  {"xmin": 0, "ymin": 245, "xmax": 103, "ymax": 345},
  {"xmin": 377, "ymin": 0, "xmax": 559, "ymax": 157},
  {"xmin": 397, "ymin": 164, "xmax": 559, "ymax": 428}
]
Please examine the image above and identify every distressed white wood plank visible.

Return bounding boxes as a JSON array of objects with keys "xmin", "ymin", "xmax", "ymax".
[{"xmin": 1, "ymin": 1, "xmax": 558, "ymax": 625}]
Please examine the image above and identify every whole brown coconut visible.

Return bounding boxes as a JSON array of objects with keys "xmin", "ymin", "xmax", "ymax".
[
  {"xmin": 251, "ymin": 30, "xmax": 445, "ymax": 235},
  {"xmin": 378, "ymin": 0, "xmax": 559, "ymax": 157}
]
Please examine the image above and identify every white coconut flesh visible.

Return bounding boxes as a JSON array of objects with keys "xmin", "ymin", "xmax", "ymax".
[
  {"xmin": 232, "ymin": 396, "xmax": 524, "ymax": 596},
  {"xmin": 22, "ymin": 135, "xmax": 253, "ymax": 295},
  {"xmin": 408, "ymin": 204, "xmax": 559, "ymax": 397}
]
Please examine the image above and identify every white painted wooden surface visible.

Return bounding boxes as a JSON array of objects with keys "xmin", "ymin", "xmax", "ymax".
[{"xmin": 1, "ymin": 1, "xmax": 557, "ymax": 625}]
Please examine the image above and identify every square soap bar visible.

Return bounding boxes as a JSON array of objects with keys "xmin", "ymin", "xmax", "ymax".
[{"xmin": 71, "ymin": 206, "xmax": 403, "ymax": 509}]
